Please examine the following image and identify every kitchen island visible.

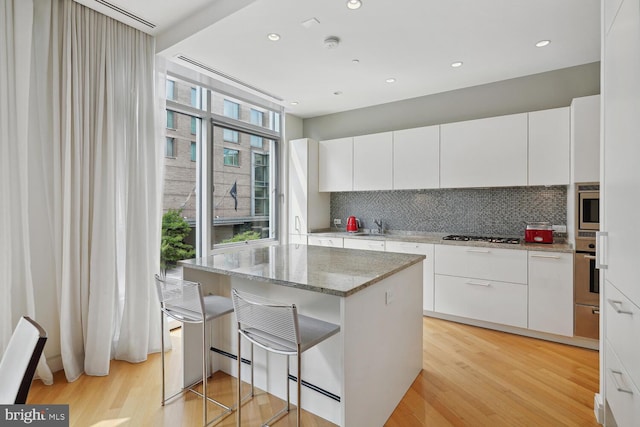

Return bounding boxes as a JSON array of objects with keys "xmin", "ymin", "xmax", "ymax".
[{"xmin": 179, "ymin": 243, "xmax": 425, "ymax": 426}]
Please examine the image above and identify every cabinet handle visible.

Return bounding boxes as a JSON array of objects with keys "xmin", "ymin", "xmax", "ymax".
[
  {"xmin": 294, "ymin": 216, "xmax": 301, "ymax": 232},
  {"xmin": 466, "ymin": 249, "xmax": 490, "ymax": 254},
  {"xmin": 583, "ymin": 255, "xmax": 596, "ymax": 260},
  {"xmin": 610, "ymin": 369, "xmax": 634, "ymax": 394},
  {"xmin": 531, "ymin": 254, "xmax": 560, "ymax": 259},
  {"xmin": 592, "ymin": 308, "xmax": 600, "ymax": 315},
  {"xmin": 607, "ymin": 299, "xmax": 633, "ymax": 315},
  {"xmin": 596, "ymin": 231, "xmax": 608, "ymax": 269},
  {"xmin": 465, "ymin": 280, "xmax": 491, "ymax": 287}
]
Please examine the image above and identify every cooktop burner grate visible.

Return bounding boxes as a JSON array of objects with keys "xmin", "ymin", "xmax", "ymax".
[{"xmin": 442, "ymin": 235, "xmax": 521, "ymax": 244}]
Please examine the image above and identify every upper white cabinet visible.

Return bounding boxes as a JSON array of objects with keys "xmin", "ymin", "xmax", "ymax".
[
  {"xmin": 288, "ymin": 138, "xmax": 330, "ymax": 238},
  {"xmin": 319, "ymin": 137, "xmax": 353, "ymax": 192},
  {"xmin": 393, "ymin": 126, "xmax": 440, "ymax": 190},
  {"xmin": 571, "ymin": 95, "xmax": 601, "ymax": 183},
  {"xmin": 440, "ymin": 113, "xmax": 528, "ymax": 188},
  {"xmin": 528, "ymin": 107, "xmax": 570, "ymax": 185},
  {"xmin": 528, "ymin": 251, "xmax": 573, "ymax": 336},
  {"xmin": 353, "ymin": 132, "xmax": 393, "ymax": 191}
]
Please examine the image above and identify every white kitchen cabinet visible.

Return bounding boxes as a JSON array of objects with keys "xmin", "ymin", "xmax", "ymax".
[
  {"xmin": 343, "ymin": 238, "xmax": 385, "ymax": 252},
  {"xmin": 605, "ymin": 343, "xmax": 640, "ymax": 427},
  {"xmin": 288, "ymin": 138, "xmax": 330, "ymax": 240},
  {"xmin": 319, "ymin": 137, "xmax": 353, "ymax": 192},
  {"xmin": 434, "ymin": 274, "xmax": 528, "ymax": 328},
  {"xmin": 571, "ymin": 95, "xmax": 601, "ymax": 183},
  {"xmin": 527, "ymin": 251, "xmax": 574, "ymax": 337},
  {"xmin": 307, "ymin": 235, "xmax": 343, "ymax": 248},
  {"xmin": 385, "ymin": 241, "xmax": 435, "ymax": 311},
  {"xmin": 602, "ymin": 0, "xmax": 640, "ymax": 424},
  {"xmin": 440, "ymin": 113, "xmax": 528, "ymax": 188},
  {"xmin": 435, "ymin": 244, "xmax": 528, "ymax": 284},
  {"xmin": 528, "ymin": 107, "xmax": 570, "ymax": 185},
  {"xmin": 353, "ymin": 132, "xmax": 393, "ymax": 191},
  {"xmin": 392, "ymin": 126, "xmax": 440, "ymax": 190},
  {"xmin": 289, "ymin": 234, "xmax": 308, "ymax": 245}
]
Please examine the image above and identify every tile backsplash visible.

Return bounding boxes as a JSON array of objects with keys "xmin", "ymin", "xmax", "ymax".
[{"xmin": 330, "ymin": 186, "xmax": 567, "ymax": 237}]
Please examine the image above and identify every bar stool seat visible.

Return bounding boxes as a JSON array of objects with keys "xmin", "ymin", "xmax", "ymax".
[
  {"xmin": 154, "ymin": 274, "xmax": 234, "ymax": 426},
  {"xmin": 231, "ymin": 288, "xmax": 340, "ymax": 427}
]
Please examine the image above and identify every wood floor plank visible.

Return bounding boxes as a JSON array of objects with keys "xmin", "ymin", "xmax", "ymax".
[{"xmin": 27, "ymin": 317, "xmax": 599, "ymax": 426}]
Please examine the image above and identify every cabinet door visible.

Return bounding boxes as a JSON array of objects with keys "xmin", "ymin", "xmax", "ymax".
[
  {"xmin": 343, "ymin": 238, "xmax": 385, "ymax": 252},
  {"xmin": 289, "ymin": 139, "xmax": 308, "ymax": 235},
  {"xmin": 289, "ymin": 234, "xmax": 308, "ymax": 245},
  {"xmin": 386, "ymin": 241, "xmax": 435, "ymax": 311},
  {"xmin": 571, "ymin": 95, "xmax": 600, "ymax": 183},
  {"xmin": 393, "ymin": 126, "xmax": 440, "ymax": 189},
  {"xmin": 353, "ymin": 132, "xmax": 393, "ymax": 191},
  {"xmin": 602, "ymin": 0, "xmax": 640, "ymax": 305},
  {"xmin": 528, "ymin": 107, "xmax": 570, "ymax": 185},
  {"xmin": 319, "ymin": 137, "xmax": 353, "ymax": 192},
  {"xmin": 528, "ymin": 251, "xmax": 573, "ymax": 336},
  {"xmin": 440, "ymin": 113, "xmax": 528, "ymax": 188}
]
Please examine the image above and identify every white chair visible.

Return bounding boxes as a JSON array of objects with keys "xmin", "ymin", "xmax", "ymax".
[
  {"xmin": 0, "ymin": 316, "xmax": 47, "ymax": 404},
  {"xmin": 231, "ymin": 288, "xmax": 340, "ymax": 427},
  {"xmin": 154, "ymin": 274, "xmax": 234, "ymax": 426}
]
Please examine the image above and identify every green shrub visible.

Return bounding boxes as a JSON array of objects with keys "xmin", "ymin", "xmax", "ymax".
[
  {"xmin": 160, "ymin": 209, "xmax": 195, "ymax": 273},
  {"xmin": 221, "ymin": 230, "xmax": 261, "ymax": 244}
]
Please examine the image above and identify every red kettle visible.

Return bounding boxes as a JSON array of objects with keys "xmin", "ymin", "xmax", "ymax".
[{"xmin": 346, "ymin": 216, "xmax": 359, "ymax": 232}]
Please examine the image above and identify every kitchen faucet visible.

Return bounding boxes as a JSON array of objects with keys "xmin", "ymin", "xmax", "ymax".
[{"xmin": 374, "ymin": 219, "xmax": 383, "ymax": 234}]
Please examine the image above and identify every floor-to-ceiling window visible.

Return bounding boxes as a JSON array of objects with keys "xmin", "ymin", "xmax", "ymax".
[{"xmin": 163, "ymin": 65, "xmax": 282, "ymax": 256}]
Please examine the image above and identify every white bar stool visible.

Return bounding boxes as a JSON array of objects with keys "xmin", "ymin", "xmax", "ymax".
[
  {"xmin": 154, "ymin": 274, "xmax": 234, "ymax": 426},
  {"xmin": 231, "ymin": 288, "xmax": 340, "ymax": 427}
]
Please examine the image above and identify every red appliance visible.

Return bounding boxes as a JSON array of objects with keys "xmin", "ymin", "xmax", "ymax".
[
  {"xmin": 346, "ymin": 216, "xmax": 359, "ymax": 232},
  {"xmin": 525, "ymin": 222, "xmax": 554, "ymax": 244}
]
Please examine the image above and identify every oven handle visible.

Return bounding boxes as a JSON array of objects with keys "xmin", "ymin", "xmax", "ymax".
[{"xmin": 583, "ymin": 255, "xmax": 596, "ymax": 260}]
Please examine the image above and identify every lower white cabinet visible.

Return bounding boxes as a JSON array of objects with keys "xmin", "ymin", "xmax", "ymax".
[
  {"xmin": 289, "ymin": 234, "xmax": 308, "ymax": 245},
  {"xmin": 528, "ymin": 251, "xmax": 573, "ymax": 336},
  {"xmin": 343, "ymin": 238, "xmax": 385, "ymax": 252},
  {"xmin": 435, "ymin": 244, "xmax": 528, "ymax": 284},
  {"xmin": 605, "ymin": 342, "xmax": 640, "ymax": 427},
  {"xmin": 307, "ymin": 236, "xmax": 343, "ymax": 248},
  {"xmin": 385, "ymin": 241, "xmax": 435, "ymax": 311},
  {"xmin": 434, "ymin": 274, "xmax": 528, "ymax": 328}
]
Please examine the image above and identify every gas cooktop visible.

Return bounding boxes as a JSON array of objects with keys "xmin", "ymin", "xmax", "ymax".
[{"xmin": 442, "ymin": 235, "xmax": 521, "ymax": 245}]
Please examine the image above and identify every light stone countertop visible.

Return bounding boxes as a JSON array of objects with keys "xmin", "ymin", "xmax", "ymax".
[
  {"xmin": 309, "ymin": 230, "xmax": 574, "ymax": 253},
  {"xmin": 179, "ymin": 244, "xmax": 425, "ymax": 297}
]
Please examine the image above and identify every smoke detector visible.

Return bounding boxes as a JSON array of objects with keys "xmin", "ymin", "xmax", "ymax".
[{"xmin": 324, "ymin": 36, "xmax": 340, "ymax": 49}]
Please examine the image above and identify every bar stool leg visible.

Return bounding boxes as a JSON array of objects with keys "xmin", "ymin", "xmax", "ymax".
[
  {"xmin": 296, "ymin": 351, "xmax": 301, "ymax": 427},
  {"xmin": 237, "ymin": 330, "xmax": 241, "ymax": 427},
  {"xmin": 203, "ymin": 321, "xmax": 208, "ymax": 426},
  {"xmin": 160, "ymin": 310, "xmax": 166, "ymax": 406}
]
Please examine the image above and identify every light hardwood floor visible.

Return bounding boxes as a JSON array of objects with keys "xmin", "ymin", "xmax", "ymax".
[{"xmin": 28, "ymin": 317, "xmax": 599, "ymax": 426}]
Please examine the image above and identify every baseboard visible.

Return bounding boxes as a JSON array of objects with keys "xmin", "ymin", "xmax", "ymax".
[{"xmin": 594, "ymin": 393, "xmax": 604, "ymax": 425}]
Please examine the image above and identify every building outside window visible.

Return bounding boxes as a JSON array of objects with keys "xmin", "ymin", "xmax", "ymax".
[
  {"xmin": 190, "ymin": 87, "xmax": 198, "ymax": 108},
  {"xmin": 223, "ymin": 148, "xmax": 239, "ymax": 166},
  {"xmin": 191, "ymin": 117, "xmax": 197, "ymax": 134},
  {"xmin": 250, "ymin": 108, "xmax": 264, "ymax": 148},
  {"xmin": 165, "ymin": 137, "xmax": 176, "ymax": 158},
  {"xmin": 223, "ymin": 100, "xmax": 239, "ymax": 143},
  {"xmin": 167, "ymin": 111, "xmax": 175, "ymax": 129},
  {"xmin": 253, "ymin": 152, "xmax": 269, "ymax": 215},
  {"xmin": 166, "ymin": 79, "xmax": 175, "ymax": 100},
  {"xmin": 190, "ymin": 142, "xmax": 196, "ymax": 162}
]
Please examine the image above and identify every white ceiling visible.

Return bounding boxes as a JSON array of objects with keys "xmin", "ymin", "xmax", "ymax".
[{"xmin": 76, "ymin": 0, "xmax": 601, "ymax": 119}]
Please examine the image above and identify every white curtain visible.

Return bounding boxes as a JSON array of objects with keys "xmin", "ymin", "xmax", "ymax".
[{"xmin": 1, "ymin": 0, "xmax": 163, "ymax": 382}]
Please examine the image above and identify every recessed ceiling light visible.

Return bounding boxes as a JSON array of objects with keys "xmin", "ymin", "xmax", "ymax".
[
  {"xmin": 290, "ymin": 101, "xmax": 299, "ymax": 106},
  {"xmin": 267, "ymin": 33, "xmax": 280, "ymax": 41},
  {"xmin": 385, "ymin": 78, "xmax": 396, "ymax": 83},
  {"xmin": 346, "ymin": 0, "xmax": 362, "ymax": 10},
  {"xmin": 535, "ymin": 40, "xmax": 551, "ymax": 48},
  {"xmin": 451, "ymin": 61, "xmax": 463, "ymax": 68},
  {"xmin": 334, "ymin": 91, "xmax": 343, "ymax": 96},
  {"xmin": 352, "ymin": 59, "xmax": 360, "ymax": 64}
]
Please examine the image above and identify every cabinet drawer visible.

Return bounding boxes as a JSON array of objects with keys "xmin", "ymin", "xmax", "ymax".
[
  {"xmin": 343, "ymin": 238, "xmax": 385, "ymax": 252},
  {"xmin": 605, "ymin": 342, "xmax": 640, "ymax": 427},
  {"xmin": 434, "ymin": 274, "xmax": 527, "ymax": 328},
  {"xmin": 435, "ymin": 245, "xmax": 527, "ymax": 284},
  {"xmin": 307, "ymin": 236, "xmax": 343, "ymax": 248},
  {"xmin": 605, "ymin": 281, "xmax": 640, "ymax": 390}
]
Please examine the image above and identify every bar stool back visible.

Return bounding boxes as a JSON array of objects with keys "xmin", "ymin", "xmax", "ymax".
[
  {"xmin": 154, "ymin": 274, "xmax": 234, "ymax": 426},
  {"xmin": 231, "ymin": 288, "xmax": 340, "ymax": 426}
]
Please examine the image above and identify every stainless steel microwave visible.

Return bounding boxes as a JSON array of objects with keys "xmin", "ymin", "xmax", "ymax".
[{"xmin": 577, "ymin": 183, "xmax": 600, "ymax": 232}]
